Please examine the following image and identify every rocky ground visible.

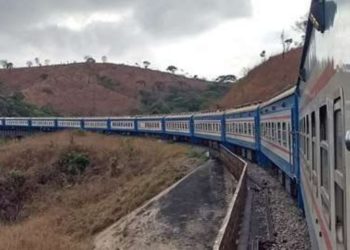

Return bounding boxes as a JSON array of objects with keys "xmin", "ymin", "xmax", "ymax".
[{"xmin": 247, "ymin": 163, "xmax": 311, "ymax": 250}]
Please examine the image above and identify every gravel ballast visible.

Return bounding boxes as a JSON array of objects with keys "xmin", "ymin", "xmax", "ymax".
[{"xmin": 247, "ymin": 163, "xmax": 311, "ymax": 250}]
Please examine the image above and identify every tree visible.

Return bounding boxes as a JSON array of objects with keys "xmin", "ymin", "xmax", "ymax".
[
  {"xmin": 284, "ymin": 38, "xmax": 293, "ymax": 52},
  {"xmin": 167, "ymin": 65, "xmax": 178, "ymax": 74},
  {"xmin": 260, "ymin": 50, "xmax": 266, "ymax": 59},
  {"xmin": 44, "ymin": 59, "xmax": 50, "ymax": 66},
  {"xmin": 143, "ymin": 61, "xmax": 150, "ymax": 69},
  {"xmin": 215, "ymin": 74, "xmax": 237, "ymax": 84},
  {"xmin": 84, "ymin": 56, "xmax": 96, "ymax": 63},
  {"xmin": 292, "ymin": 14, "xmax": 308, "ymax": 46},
  {"xmin": 0, "ymin": 60, "xmax": 8, "ymax": 69},
  {"xmin": 34, "ymin": 57, "xmax": 41, "ymax": 66},
  {"xmin": 101, "ymin": 56, "xmax": 107, "ymax": 63},
  {"xmin": 6, "ymin": 62, "xmax": 13, "ymax": 69},
  {"xmin": 280, "ymin": 31, "xmax": 293, "ymax": 58},
  {"xmin": 26, "ymin": 61, "xmax": 33, "ymax": 67}
]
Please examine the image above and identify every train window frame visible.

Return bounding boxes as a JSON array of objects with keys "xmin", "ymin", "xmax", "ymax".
[
  {"xmin": 319, "ymin": 104, "xmax": 331, "ymax": 227},
  {"xmin": 306, "ymin": 115, "xmax": 310, "ymax": 161},
  {"xmin": 332, "ymin": 92, "xmax": 346, "ymax": 249},
  {"xmin": 282, "ymin": 122, "xmax": 287, "ymax": 148},
  {"xmin": 277, "ymin": 122, "xmax": 282, "ymax": 145}
]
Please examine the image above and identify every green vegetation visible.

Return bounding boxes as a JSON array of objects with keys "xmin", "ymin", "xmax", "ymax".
[
  {"xmin": 140, "ymin": 82, "xmax": 230, "ymax": 114},
  {"xmin": 187, "ymin": 148, "xmax": 209, "ymax": 161},
  {"xmin": 96, "ymin": 75, "xmax": 121, "ymax": 91},
  {"xmin": 0, "ymin": 92, "xmax": 57, "ymax": 117},
  {"xmin": 58, "ymin": 151, "xmax": 90, "ymax": 176}
]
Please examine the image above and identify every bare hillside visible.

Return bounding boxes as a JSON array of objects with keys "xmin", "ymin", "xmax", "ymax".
[
  {"xmin": 0, "ymin": 63, "xmax": 225, "ymax": 116},
  {"xmin": 218, "ymin": 48, "xmax": 302, "ymax": 109}
]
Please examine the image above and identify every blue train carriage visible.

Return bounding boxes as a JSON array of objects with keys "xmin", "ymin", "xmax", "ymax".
[
  {"xmin": 0, "ymin": 117, "xmax": 4, "ymax": 128},
  {"xmin": 57, "ymin": 117, "xmax": 83, "ymax": 130},
  {"xmin": 136, "ymin": 115, "xmax": 165, "ymax": 136},
  {"xmin": 298, "ymin": 0, "xmax": 349, "ymax": 249},
  {"xmin": 30, "ymin": 117, "xmax": 56, "ymax": 131},
  {"xmin": 224, "ymin": 104, "xmax": 259, "ymax": 161},
  {"xmin": 109, "ymin": 116, "xmax": 137, "ymax": 134},
  {"xmin": 4, "ymin": 117, "xmax": 31, "ymax": 129},
  {"xmin": 164, "ymin": 114, "xmax": 193, "ymax": 141},
  {"xmin": 83, "ymin": 117, "xmax": 109, "ymax": 132},
  {"xmin": 193, "ymin": 111, "xmax": 224, "ymax": 146},
  {"xmin": 259, "ymin": 87, "xmax": 299, "ymax": 197}
]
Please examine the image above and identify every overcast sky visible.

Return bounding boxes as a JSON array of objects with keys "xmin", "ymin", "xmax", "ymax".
[{"xmin": 0, "ymin": 0, "xmax": 310, "ymax": 79}]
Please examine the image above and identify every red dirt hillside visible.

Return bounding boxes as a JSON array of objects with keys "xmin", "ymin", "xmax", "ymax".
[
  {"xmin": 0, "ymin": 63, "xmax": 208, "ymax": 116},
  {"xmin": 218, "ymin": 48, "xmax": 302, "ymax": 109}
]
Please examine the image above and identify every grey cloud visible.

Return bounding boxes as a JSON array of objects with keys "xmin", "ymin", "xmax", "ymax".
[
  {"xmin": 134, "ymin": 0, "xmax": 251, "ymax": 37},
  {"xmin": 0, "ymin": 0, "xmax": 251, "ymax": 64}
]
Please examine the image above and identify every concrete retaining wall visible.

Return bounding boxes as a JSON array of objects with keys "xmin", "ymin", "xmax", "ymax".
[{"xmin": 212, "ymin": 145, "xmax": 248, "ymax": 250}]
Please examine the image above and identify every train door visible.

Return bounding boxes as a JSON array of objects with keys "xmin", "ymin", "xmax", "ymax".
[{"xmin": 332, "ymin": 94, "xmax": 346, "ymax": 250}]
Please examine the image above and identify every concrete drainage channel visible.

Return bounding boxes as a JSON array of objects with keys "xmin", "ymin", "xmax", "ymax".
[
  {"xmin": 211, "ymin": 145, "xmax": 248, "ymax": 250},
  {"xmin": 93, "ymin": 144, "xmax": 248, "ymax": 250},
  {"xmin": 94, "ymin": 146, "xmax": 240, "ymax": 250}
]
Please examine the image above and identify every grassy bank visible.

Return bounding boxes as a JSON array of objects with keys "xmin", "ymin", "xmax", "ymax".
[{"xmin": 0, "ymin": 131, "xmax": 204, "ymax": 249}]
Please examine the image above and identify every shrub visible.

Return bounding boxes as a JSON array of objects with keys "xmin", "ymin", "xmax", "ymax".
[
  {"xmin": 8, "ymin": 170, "xmax": 26, "ymax": 189},
  {"xmin": 186, "ymin": 149, "xmax": 208, "ymax": 161},
  {"xmin": 59, "ymin": 151, "xmax": 90, "ymax": 176}
]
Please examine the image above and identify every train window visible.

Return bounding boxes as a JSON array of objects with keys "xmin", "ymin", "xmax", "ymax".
[
  {"xmin": 300, "ymin": 119, "xmax": 304, "ymax": 154},
  {"xmin": 319, "ymin": 105, "xmax": 330, "ymax": 212},
  {"xmin": 288, "ymin": 122, "xmax": 291, "ymax": 149},
  {"xmin": 311, "ymin": 112, "xmax": 316, "ymax": 172},
  {"xmin": 277, "ymin": 122, "xmax": 282, "ymax": 145},
  {"xmin": 306, "ymin": 115, "xmax": 310, "ymax": 161},
  {"xmin": 303, "ymin": 117, "xmax": 307, "ymax": 156},
  {"xmin": 320, "ymin": 105, "xmax": 328, "ymax": 140},
  {"xmin": 272, "ymin": 123, "xmax": 276, "ymax": 141},
  {"xmin": 334, "ymin": 107, "xmax": 344, "ymax": 173},
  {"xmin": 335, "ymin": 183, "xmax": 345, "ymax": 248},
  {"xmin": 321, "ymin": 146, "xmax": 330, "ymax": 192},
  {"xmin": 282, "ymin": 122, "xmax": 287, "ymax": 147}
]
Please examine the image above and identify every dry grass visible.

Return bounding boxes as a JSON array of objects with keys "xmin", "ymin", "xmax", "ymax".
[
  {"xmin": 218, "ymin": 48, "xmax": 302, "ymax": 109},
  {"xmin": 0, "ymin": 131, "xmax": 203, "ymax": 249}
]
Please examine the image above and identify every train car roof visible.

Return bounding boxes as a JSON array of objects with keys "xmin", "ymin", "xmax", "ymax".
[
  {"xmin": 136, "ymin": 115, "xmax": 165, "ymax": 119},
  {"xmin": 109, "ymin": 116, "xmax": 135, "ymax": 120},
  {"xmin": 225, "ymin": 104, "xmax": 259, "ymax": 115},
  {"xmin": 4, "ymin": 117, "xmax": 31, "ymax": 119},
  {"xmin": 165, "ymin": 113, "xmax": 194, "ymax": 119},
  {"xmin": 55, "ymin": 117, "xmax": 83, "ymax": 120},
  {"xmin": 30, "ymin": 117, "xmax": 57, "ymax": 119},
  {"xmin": 193, "ymin": 111, "xmax": 224, "ymax": 118},
  {"xmin": 260, "ymin": 86, "xmax": 296, "ymax": 108}
]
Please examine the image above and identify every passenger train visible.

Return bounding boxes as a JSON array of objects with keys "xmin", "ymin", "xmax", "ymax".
[{"xmin": 0, "ymin": 0, "xmax": 348, "ymax": 249}]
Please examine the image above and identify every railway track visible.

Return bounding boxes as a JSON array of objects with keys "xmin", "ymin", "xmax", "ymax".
[{"xmin": 247, "ymin": 175, "xmax": 274, "ymax": 250}]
